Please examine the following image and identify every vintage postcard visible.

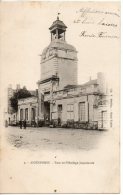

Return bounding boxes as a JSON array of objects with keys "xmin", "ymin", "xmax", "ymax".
[{"xmin": 0, "ymin": 1, "xmax": 120, "ymax": 193}]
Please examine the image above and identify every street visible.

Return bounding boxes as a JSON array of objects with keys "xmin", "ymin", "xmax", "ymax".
[
  {"xmin": 1, "ymin": 126, "xmax": 115, "ymax": 194},
  {"xmin": 6, "ymin": 126, "xmax": 107, "ymax": 151}
]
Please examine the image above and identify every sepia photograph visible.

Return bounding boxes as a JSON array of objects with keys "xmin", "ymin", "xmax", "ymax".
[{"xmin": 0, "ymin": 1, "xmax": 120, "ymax": 193}]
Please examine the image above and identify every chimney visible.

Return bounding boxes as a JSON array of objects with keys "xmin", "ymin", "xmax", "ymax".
[{"xmin": 97, "ymin": 72, "xmax": 106, "ymax": 94}]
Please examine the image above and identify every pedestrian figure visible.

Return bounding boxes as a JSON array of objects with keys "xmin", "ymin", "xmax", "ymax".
[
  {"xmin": 23, "ymin": 120, "xmax": 27, "ymax": 129},
  {"xmin": 19, "ymin": 121, "xmax": 22, "ymax": 129}
]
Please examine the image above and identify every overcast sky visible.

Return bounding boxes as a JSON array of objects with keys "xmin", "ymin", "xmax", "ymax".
[{"xmin": 1, "ymin": 1, "xmax": 120, "ymax": 94}]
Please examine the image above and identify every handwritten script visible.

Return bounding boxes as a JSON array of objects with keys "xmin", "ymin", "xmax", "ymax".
[{"xmin": 74, "ymin": 7, "xmax": 120, "ymax": 39}]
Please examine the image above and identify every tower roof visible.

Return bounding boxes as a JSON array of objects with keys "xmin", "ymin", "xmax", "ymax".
[
  {"xmin": 41, "ymin": 39, "xmax": 77, "ymax": 58},
  {"xmin": 49, "ymin": 18, "xmax": 67, "ymax": 32}
]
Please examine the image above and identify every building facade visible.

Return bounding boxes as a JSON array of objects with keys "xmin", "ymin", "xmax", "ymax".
[
  {"xmin": 8, "ymin": 16, "xmax": 112, "ymax": 130},
  {"xmin": 38, "ymin": 16, "xmax": 78, "ymax": 122},
  {"xmin": 7, "ymin": 85, "xmax": 38, "ymax": 125},
  {"xmin": 18, "ymin": 97, "xmax": 38, "ymax": 126},
  {"xmin": 36, "ymin": 16, "xmax": 112, "ymax": 129}
]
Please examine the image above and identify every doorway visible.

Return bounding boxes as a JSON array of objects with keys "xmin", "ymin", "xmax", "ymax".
[
  {"xmin": 44, "ymin": 102, "xmax": 50, "ymax": 125},
  {"xmin": 58, "ymin": 104, "xmax": 62, "ymax": 125}
]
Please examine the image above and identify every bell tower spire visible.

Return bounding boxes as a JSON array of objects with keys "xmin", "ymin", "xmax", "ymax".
[
  {"xmin": 49, "ymin": 14, "xmax": 67, "ymax": 41},
  {"xmin": 57, "ymin": 12, "xmax": 60, "ymax": 20}
]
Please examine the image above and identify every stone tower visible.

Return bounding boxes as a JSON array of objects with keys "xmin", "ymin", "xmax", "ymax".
[
  {"xmin": 41, "ymin": 15, "xmax": 78, "ymax": 90},
  {"xmin": 38, "ymin": 16, "xmax": 78, "ymax": 121}
]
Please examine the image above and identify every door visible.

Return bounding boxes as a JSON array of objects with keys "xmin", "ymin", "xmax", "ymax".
[
  {"xmin": 31, "ymin": 108, "xmax": 35, "ymax": 121},
  {"xmin": 58, "ymin": 105, "xmax": 62, "ymax": 125}
]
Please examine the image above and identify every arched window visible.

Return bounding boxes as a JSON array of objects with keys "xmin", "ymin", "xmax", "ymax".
[{"xmin": 20, "ymin": 109, "xmax": 23, "ymax": 121}]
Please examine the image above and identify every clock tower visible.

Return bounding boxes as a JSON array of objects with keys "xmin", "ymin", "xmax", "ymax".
[{"xmin": 38, "ymin": 15, "xmax": 78, "ymax": 121}]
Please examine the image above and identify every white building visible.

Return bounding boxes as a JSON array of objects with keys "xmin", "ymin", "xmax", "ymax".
[{"xmin": 8, "ymin": 16, "xmax": 112, "ymax": 130}]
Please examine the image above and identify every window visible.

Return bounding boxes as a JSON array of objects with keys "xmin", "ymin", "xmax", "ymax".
[
  {"xmin": 58, "ymin": 104, "xmax": 62, "ymax": 112},
  {"xmin": 79, "ymin": 102, "xmax": 85, "ymax": 122},
  {"xmin": 58, "ymin": 105, "xmax": 62, "ymax": 120},
  {"xmin": 67, "ymin": 104, "xmax": 74, "ymax": 120},
  {"xmin": 31, "ymin": 108, "xmax": 35, "ymax": 121},
  {"xmin": 20, "ymin": 109, "xmax": 23, "ymax": 121},
  {"xmin": 25, "ymin": 108, "xmax": 28, "ymax": 121}
]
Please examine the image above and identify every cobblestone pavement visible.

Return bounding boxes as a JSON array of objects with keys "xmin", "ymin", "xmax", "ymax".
[{"xmin": 6, "ymin": 126, "xmax": 107, "ymax": 151}]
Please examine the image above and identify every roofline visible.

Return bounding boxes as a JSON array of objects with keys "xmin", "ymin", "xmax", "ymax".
[
  {"xmin": 49, "ymin": 19, "xmax": 67, "ymax": 31},
  {"xmin": 18, "ymin": 96, "xmax": 37, "ymax": 101},
  {"xmin": 37, "ymin": 76, "xmax": 59, "ymax": 85}
]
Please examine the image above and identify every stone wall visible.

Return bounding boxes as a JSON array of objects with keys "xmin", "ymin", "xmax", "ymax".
[{"xmin": 58, "ymin": 57, "xmax": 78, "ymax": 89}]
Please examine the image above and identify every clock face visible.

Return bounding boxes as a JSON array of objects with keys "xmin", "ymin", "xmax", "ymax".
[
  {"xmin": 42, "ymin": 48, "xmax": 76, "ymax": 61},
  {"xmin": 42, "ymin": 48, "xmax": 56, "ymax": 61},
  {"xmin": 42, "ymin": 48, "xmax": 57, "ymax": 60}
]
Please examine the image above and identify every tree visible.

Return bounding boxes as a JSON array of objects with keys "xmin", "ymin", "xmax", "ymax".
[{"xmin": 10, "ymin": 87, "xmax": 32, "ymax": 112}]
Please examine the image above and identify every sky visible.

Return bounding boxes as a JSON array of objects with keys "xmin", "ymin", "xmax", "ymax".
[{"xmin": 0, "ymin": 1, "xmax": 120, "ymax": 93}]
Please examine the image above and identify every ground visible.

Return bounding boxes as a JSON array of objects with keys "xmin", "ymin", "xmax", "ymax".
[{"xmin": 6, "ymin": 126, "xmax": 107, "ymax": 151}]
